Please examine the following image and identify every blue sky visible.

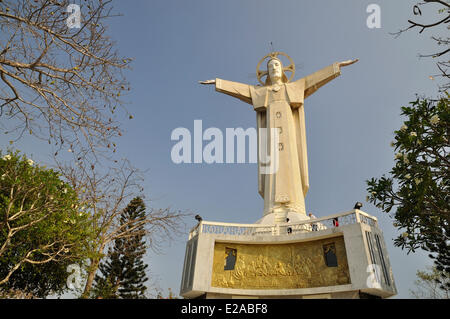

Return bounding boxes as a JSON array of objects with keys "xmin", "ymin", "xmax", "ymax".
[{"xmin": 2, "ymin": 0, "xmax": 444, "ymax": 298}]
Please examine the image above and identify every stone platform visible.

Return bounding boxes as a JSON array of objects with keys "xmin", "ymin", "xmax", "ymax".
[{"xmin": 180, "ymin": 209, "xmax": 397, "ymax": 299}]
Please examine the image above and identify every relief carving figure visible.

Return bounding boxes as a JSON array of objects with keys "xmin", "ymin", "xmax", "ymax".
[
  {"xmin": 285, "ymin": 262, "xmax": 294, "ymax": 276},
  {"xmin": 201, "ymin": 52, "xmax": 358, "ymax": 222},
  {"xmin": 212, "ymin": 239, "xmax": 351, "ymax": 289},
  {"xmin": 232, "ymin": 257, "xmax": 246, "ymax": 281},
  {"xmin": 294, "ymin": 255, "xmax": 303, "ymax": 275}
]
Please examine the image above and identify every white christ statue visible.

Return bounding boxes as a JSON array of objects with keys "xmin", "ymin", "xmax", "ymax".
[{"xmin": 200, "ymin": 52, "xmax": 358, "ymax": 223}]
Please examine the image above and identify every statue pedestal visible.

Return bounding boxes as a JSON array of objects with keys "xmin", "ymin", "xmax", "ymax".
[
  {"xmin": 180, "ymin": 209, "xmax": 397, "ymax": 299},
  {"xmin": 256, "ymin": 210, "xmax": 310, "ymax": 225}
]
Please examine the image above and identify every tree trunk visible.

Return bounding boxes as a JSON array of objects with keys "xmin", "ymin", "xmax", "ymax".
[{"xmin": 81, "ymin": 257, "xmax": 100, "ymax": 299}]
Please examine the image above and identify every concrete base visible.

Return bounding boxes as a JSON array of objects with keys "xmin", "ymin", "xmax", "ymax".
[{"xmin": 180, "ymin": 209, "xmax": 397, "ymax": 299}]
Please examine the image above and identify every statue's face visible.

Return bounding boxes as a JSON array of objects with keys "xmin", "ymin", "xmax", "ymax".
[{"xmin": 268, "ymin": 59, "xmax": 283, "ymax": 81}]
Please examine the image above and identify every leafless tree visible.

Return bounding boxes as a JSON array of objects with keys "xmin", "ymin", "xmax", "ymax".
[
  {"xmin": 0, "ymin": 0, "xmax": 131, "ymax": 162},
  {"xmin": 0, "ymin": 1, "xmax": 189, "ymax": 298},
  {"xmin": 57, "ymin": 159, "xmax": 190, "ymax": 298},
  {"xmin": 392, "ymin": 0, "xmax": 450, "ymax": 91}
]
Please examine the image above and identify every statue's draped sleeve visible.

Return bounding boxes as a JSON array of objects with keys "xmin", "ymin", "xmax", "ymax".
[
  {"xmin": 215, "ymin": 78, "xmax": 252, "ymax": 105},
  {"xmin": 214, "ymin": 78, "xmax": 270, "ymax": 197},
  {"xmin": 256, "ymin": 108, "xmax": 267, "ymax": 198},
  {"xmin": 286, "ymin": 79, "xmax": 309, "ymax": 197},
  {"xmin": 304, "ymin": 63, "xmax": 341, "ymax": 98},
  {"xmin": 248, "ymin": 86, "xmax": 269, "ymax": 197},
  {"xmin": 288, "ymin": 63, "xmax": 340, "ymax": 196}
]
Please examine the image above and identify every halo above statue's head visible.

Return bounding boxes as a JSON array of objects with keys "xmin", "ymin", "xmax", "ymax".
[{"xmin": 256, "ymin": 51, "xmax": 295, "ymax": 86}]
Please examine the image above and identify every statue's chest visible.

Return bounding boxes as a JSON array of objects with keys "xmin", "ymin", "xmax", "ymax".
[
  {"xmin": 250, "ymin": 82, "xmax": 303, "ymax": 111},
  {"xmin": 267, "ymin": 85, "xmax": 288, "ymax": 104},
  {"xmin": 267, "ymin": 86, "xmax": 292, "ymax": 122}
]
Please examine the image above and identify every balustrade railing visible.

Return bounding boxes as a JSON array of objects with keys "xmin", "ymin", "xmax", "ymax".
[{"xmin": 188, "ymin": 209, "xmax": 378, "ymax": 239}]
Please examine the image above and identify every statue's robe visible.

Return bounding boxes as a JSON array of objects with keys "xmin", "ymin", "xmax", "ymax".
[{"xmin": 215, "ymin": 63, "xmax": 341, "ymax": 216}]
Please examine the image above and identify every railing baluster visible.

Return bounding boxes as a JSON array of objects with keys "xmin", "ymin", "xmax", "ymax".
[{"xmin": 189, "ymin": 211, "xmax": 379, "ymax": 238}]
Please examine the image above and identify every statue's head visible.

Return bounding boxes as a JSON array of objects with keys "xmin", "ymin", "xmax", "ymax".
[
  {"xmin": 257, "ymin": 52, "xmax": 295, "ymax": 86},
  {"xmin": 267, "ymin": 58, "xmax": 282, "ymax": 80},
  {"xmin": 266, "ymin": 58, "xmax": 288, "ymax": 85}
]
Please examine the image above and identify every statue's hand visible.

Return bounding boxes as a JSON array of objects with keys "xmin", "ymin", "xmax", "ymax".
[
  {"xmin": 199, "ymin": 79, "xmax": 216, "ymax": 85},
  {"xmin": 338, "ymin": 59, "xmax": 359, "ymax": 68}
]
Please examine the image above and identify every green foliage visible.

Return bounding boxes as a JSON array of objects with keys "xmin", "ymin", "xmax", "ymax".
[
  {"xmin": 91, "ymin": 275, "xmax": 117, "ymax": 299},
  {"xmin": 92, "ymin": 235, "xmax": 124, "ymax": 299},
  {"xmin": 410, "ymin": 267, "xmax": 450, "ymax": 299},
  {"xmin": 0, "ymin": 150, "xmax": 93, "ymax": 298},
  {"xmin": 156, "ymin": 288, "xmax": 179, "ymax": 299},
  {"xmin": 366, "ymin": 95, "xmax": 449, "ymax": 289},
  {"xmin": 93, "ymin": 197, "xmax": 149, "ymax": 299}
]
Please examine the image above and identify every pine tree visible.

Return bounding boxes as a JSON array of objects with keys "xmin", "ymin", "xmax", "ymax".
[
  {"xmin": 118, "ymin": 197, "xmax": 149, "ymax": 298},
  {"xmin": 93, "ymin": 197, "xmax": 149, "ymax": 298},
  {"xmin": 92, "ymin": 239, "xmax": 124, "ymax": 299}
]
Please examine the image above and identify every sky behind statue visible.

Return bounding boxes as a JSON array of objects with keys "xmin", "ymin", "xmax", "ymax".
[{"xmin": 1, "ymin": 0, "xmax": 441, "ymax": 298}]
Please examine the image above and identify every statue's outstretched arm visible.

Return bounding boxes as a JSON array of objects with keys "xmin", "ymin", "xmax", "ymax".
[
  {"xmin": 199, "ymin": 78, "xmax": 252, "ymax": 105},
  {"xmin": 304, "ymin": 59, "xmax": 358, "ymax": 98}
]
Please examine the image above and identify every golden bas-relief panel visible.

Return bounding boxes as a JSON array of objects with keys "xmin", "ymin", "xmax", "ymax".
[{"xmin": 211, "ymin": 237, "xmax": 350, "ymax": 289}]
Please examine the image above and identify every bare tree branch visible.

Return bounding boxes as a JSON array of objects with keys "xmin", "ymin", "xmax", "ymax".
[
  {"xmin": 390, "ymin": 0, "xmax": 450, "ymax": 91},
  {"xmin": 0, "ymin": 0, "xmax": 132, "ymax": 163},
  {"xmin": 55, "ymin": 158, "xmax": 191, "ymax": 298}
]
